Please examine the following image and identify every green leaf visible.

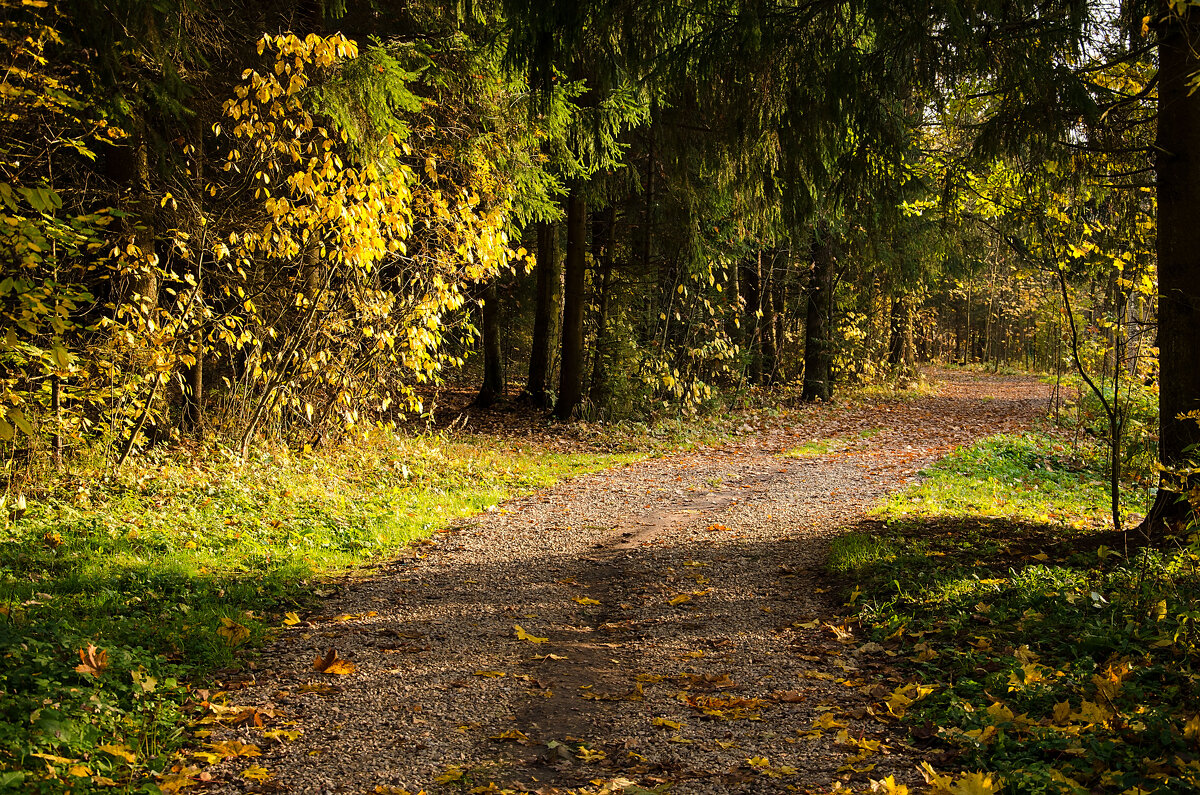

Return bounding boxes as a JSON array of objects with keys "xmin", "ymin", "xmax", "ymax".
[{"xmin": 7, "ymin": 407, "xmax": 34, "ymax": 437}]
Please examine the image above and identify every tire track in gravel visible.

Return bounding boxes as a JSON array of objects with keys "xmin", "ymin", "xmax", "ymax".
[{"xmin": 204, "ymin": 370, "xmax": 1050, "ymax": 795}]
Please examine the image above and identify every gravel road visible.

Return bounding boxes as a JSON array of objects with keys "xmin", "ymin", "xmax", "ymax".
[{"xmin": 200, "ymin": 370, "xmax": 1050, "ymax": 795}]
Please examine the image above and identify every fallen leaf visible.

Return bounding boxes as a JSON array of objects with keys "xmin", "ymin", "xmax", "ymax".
[
  {"xmin": 75, "ymin": 644, "xmax": 108, "ymax": 677},
  {"xmin": 652, "ymin": 717, "xmax": 683, "ymax": 729},
  {"xmin": 473, "ymin": 670, "xmax": 506, "ymax": 677},
  {"xmin": 313, "ymin": 648, "xmax": 356, "ymax": 675},
  {"xmin": 514, "ymin": 624, "xmax": 548, "ymax": 643},
  {"xmin": 241, "ymin": 766, "xmax": 272, "ymax": 782},
  {"xmin": 218, "ymin": 617, "xmax": 250, "ymax": 646},
  {"xmin": 812, "ymin": 712, "xmax": 848, "ymax": 730},
  {"xmin": 283, "ymin": 612, "xmax": 301, "ymax": 626},
  {"xmin": 96, "ymin": 744, "xmax": 136, "ymax": 764},
  {"xmin": 870, "ymin": 775, "xmax": 909, "ymax": 794},
  {"xmin": 572, "ymin": 596, "xmax": 601, "ymax": 606},
  {"xmin": 772, "ymin": 690, "xmax": 806, "ymax": 703},
  {"xmin": 490, "ymin": 729, "xmax": 530, "ymax": 742},
  {"xmin": 205, "ymin": 740, "xmax": 261, "ymax": 759}
]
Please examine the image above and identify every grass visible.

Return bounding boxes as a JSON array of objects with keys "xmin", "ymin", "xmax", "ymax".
[
  {"xmin": 832, "ymin": 431, "xmax": 1200, "ymax": 795},
  {"xmin": 874, "ymin": 432, "xmax": 1143, "ymax": 528},
  {"xmin": 0, "ymin": 429, "xmax": 639, "ymax": 793}
]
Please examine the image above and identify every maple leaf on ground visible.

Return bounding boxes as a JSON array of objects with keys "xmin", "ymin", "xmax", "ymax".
[
  {"xmin": 313, "ymin": 648, "xmax": 356, "ymax": 675},
  {"xmin": 75, "ymin": 644, "xmax": 108, "ymax": 677},
  {"xmin": 870, "ymin": 775, "xmax": 909, "ymax": 794},
  {"xmin": 74, "ymin": 643, "xmax": 108, "ymax": 682},
  {"xmin": 514, "ymin": 624, "xmax": 548, "ymax": 643},
  {"xmin": 572, "ymin": 596, "xmax": 601, "ymax": 605},
  {"xmin": 218, "ymin": 617, "xmax": 250, "ymax": 646}
]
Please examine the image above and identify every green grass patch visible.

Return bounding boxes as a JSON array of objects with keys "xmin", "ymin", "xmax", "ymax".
[
  {"xmin": 837, "ymin": 433, "xmax": 1200, "ymax": 794},
  {"xmin": 876, "ymin": 432, "xmax": 1140, "ymax": 529},
  {"xmin": 0, "ymin": 430, "xmax": 636, "ymax": 792}
]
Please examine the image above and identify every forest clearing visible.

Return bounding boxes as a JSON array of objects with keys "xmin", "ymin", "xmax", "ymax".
[{"xmin": 3, "ymin": 0, "xmax": 1200, "ymax": 792}]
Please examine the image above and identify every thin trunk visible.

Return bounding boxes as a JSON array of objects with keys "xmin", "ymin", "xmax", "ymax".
[
  {"xmin": 474, "ymin": 282, "xmax": 503, "ymax": 407},
  {"xmin": 760, "ymin": 250, "xmax": 777, "ymax": 385},
  {"xmin": 589, "ymin": 206, "xmax": 616, "ymax": 410},
  {"xmin": 740, "ymin": 254, "xmax": 762, "ymax": 384},
  {"xmin": 180, "ymin": 349, "xmax": 204, "ymax": 435},
  {"xmin": 51, "ymin": 375, "xmax": 63, "ymax": 470},
  {"xmin": 802, "ymin": 235, "xmax": 834, "ymax": 402},
  {"xmin": 525, "ymin": 221, "xmax": 561, "ymax": 408},
  {"xmin": 554, "ymin": 186, "xmax": 587, "ymax": 420}
]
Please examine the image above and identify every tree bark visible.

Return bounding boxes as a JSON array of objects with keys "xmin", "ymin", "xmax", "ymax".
[
  {"xmin": 760, "ymin": 250, "xmax": 778, "ymax": 385},
  {"xmin": 180, "ymin": 348, "xmax": 204, "ymax": 435},
  {"xmin": 554, "ymin": 186, "xmax": 588, "ymax": 420},
  {"xmin": 525, "ymin": 221, "xmax": 561, "ymax": 408},
  {"xmin": 474, "ymin": 281, "xmax": 503, "ymax": 407},
  {"xmin": 589, "ymin": 206, "xmax": 616, "ymax": 410},
  {"xmin": 802, "ymin": 235, "xmax": 834, "ymax": 402},
  {"xmin": 1146, "ymin": 7, "xmax": 1200, "ymax": 530},
  {"xmin": 739, "ymin": 253, "xmax": 762, "ymax": 384}
]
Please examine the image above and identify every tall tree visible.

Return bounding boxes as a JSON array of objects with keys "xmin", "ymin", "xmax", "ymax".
[{"xmin": 555, "ymin": 186, "xmax": 589, "ymax": 419}]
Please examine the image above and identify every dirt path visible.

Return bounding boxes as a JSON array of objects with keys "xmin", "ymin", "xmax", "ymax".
[{"xmin": 204, "ymin": 370, "xmax": 1050, "ymax": 795}]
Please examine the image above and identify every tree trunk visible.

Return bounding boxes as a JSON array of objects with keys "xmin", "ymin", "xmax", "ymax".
[
  {"xmin": 760, "ymin": 250, "xmax": 778, "ymax": 385},
  {"xmin": 1147, "ymin": 6, "xmax": 1200, "ymax": 530},
  {"xmin": 474, "ymin": 281, "xmax": 503, "ymax": 407},
  {"xmin": 180, "ymin": 349, "xmax": 204, "ymax": 435},
  {"xmin": 888, "ymin": 293, "xmax": 917, "ymax": 376},
  {"xmin": 739, "ymin": 253, "xmax": 762, "ymax": 384},
  {"xmin": 589, "ymin": 206, "xmax": 616, "ymax": 411},
  {"xmin": 525, "ymin": 221, "xmax": 561, "ymax": 408},
  {"xmin": 554, "ymin": 187, "xmax": 588, "ymax": 420},
  {"xmin": 802, "ymin": 235, "xmax": 834, "ymax": 402}
]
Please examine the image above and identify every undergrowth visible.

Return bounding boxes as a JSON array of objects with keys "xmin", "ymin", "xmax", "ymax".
[{"xmin": 835, "ymin": 431, "xmax": 1200, "ymax": 794}]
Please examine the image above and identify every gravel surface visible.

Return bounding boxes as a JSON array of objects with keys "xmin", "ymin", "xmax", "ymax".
[{"xmin": 199, "ymin": 370, "xmax": 1050, "ymax": 795}]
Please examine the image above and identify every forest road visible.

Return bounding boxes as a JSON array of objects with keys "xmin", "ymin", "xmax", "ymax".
[{"xmin": 206, "ymin": 370, "xmax": 1051, "ymax": 795}]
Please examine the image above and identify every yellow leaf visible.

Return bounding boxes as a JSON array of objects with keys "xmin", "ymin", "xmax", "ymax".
[
  {"xmin": 514, "ymin": 624, "xmax": 547, "ymax": 643},
  {"xmin": 30, "ymin": 752, "xmax": 77, "ymax": 765},
  {"xmin": 1182, "ymin": 713, "xmax": 1200, "ymax": 743},
  {"xmin": 283, "ymin": 611, "xmax": 301, "ymax": 626},
  {"xmin": 313, "ymin": 648, "xmax": 356, "ymax": 675},
  {"xmin": 870, "ymin": 775, "xmax": 909, "ymax": 794},
  {"xmin": 68, "ymin": 765, "xmax": 92, "ymax": 778},
  {"xmin": 812, "ymin": 712, "xmax": 848, "ymax": 730},
  {"xmin": 948, "ymin": 770, "xmax": 1003, "ymax": 794},
  {"xmin": 473, "ymin": 670, "xmax": 506, "ymax": 677},
  {"xmin": 652, "ymin": 717, "xmax": 683, "ymax": 729},
  {"xmin": 572, "ymin": 596, "xmax": 601, "ymax": 606},
  {"xmin": 97, "ymin": 743, "xmax": 137, "ymax": 764},
  {"xmin": 205, "ymin": 740, "xmax": 261, "ymax": 759},
  {"xmin": 218, "ymin": 617, "xmax": 250, "ymax": 646},
  {"xmin": 157, "ymin": 773, "xmax": 199, "ymax": 793},
  {"xmin": 489, "ymin": 729, "xmax": 529, "ymax": 742},
  {"xmin": 1053, "ymin": 701, "xmax": 1073, "ymax": 724},
  {"xmin": 241, "ymin": 766, "xmax": 272, "ymax": 782}
]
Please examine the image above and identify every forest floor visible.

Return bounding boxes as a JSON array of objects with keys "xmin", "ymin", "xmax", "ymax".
[{"xmin": 197, "ymin": 370, "xmax": 1052, "ymax": 795}]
